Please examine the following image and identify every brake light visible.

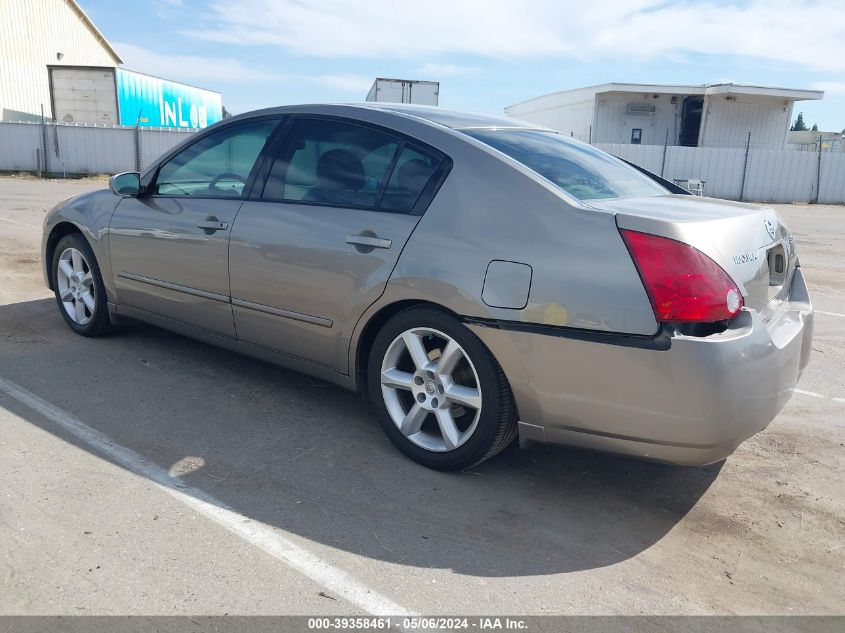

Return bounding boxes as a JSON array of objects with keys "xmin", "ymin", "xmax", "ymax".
[{"xmin": 620, "ymin": 229, "xmax": 744, "ymax": 323}]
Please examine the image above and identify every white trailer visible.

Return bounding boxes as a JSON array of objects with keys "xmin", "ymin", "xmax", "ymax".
[{"xmin": 366, "ymin": 78, "xmax": 439, "ymax": 106}]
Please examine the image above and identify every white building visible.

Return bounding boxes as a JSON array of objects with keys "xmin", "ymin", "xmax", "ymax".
[
  {"xmin": 505, "ymin": 83, "xmax": 824, "ymax": 149},
  {"xmin": 0, "ymin": 0, "xmax": 122, "ymax": 123},
  {"xmin": 1, "ymin": 0, "xmax": 222, "ymax": 128}
]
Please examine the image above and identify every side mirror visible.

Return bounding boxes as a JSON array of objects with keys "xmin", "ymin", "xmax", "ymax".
[{"xmin": 109, "ymin": 172, "xmax": 141, "ymax": 197}]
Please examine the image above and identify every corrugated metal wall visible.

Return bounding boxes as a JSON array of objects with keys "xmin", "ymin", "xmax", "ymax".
[
  {"xmin": 598, "ymin": 143, "xmax": 747, "ymax": 198},
  {"xmin": 1, "ymin": 122, "xmax": 842, "ymax": 204},
  {"xmin": 743, "ymin": 150, "xmax": 817, "ymax": 203},
  {"xmin": 665, "ymin": 146, "xmax": 747, "ymax": 200},
  {"xmin": 138, "ymin": 128, "xmax": 194, "ymax": 167},
  {"xmin": 50, "ymin": 125, "xmax": 135, "ymax": 174},
  {"xmin": 0, "ymin": 121, "xmax": 197, "ymax": 174},
  {"xmin": 598, "ymin": 143, "xmax": 665, "ymax": 175},
  {"xmin": 595, "ymin": 142, "xmax": 844, "ymax": 204},
  {"xmin": 819, "ymin": 151, "xmax": 845, "ymax": 204},
  {"xmin": 0, "ymin": 122, "xmax": 42, "ymax": 170}
]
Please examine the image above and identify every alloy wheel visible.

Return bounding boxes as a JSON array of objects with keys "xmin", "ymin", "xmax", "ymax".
[
  {"xmin": 56, "ymin": 247, "xmax": 95, "ymax": 326},
  {"xmin": 380, "ymin": 327, "xmax": 482, "ymax": 452}
]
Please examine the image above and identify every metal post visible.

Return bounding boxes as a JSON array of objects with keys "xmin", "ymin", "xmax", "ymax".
[
  {"xmin": 134, "ymin": 127, "xmax": 141, "ymax": 172},
  {"xmin": 134, "ymin": 110, "xmax": 143, "ymax": 172},
  {"xmin": 39, "ymin": 104, "xmax": 49, "ymax": 177},
  {"xmin": 660, "ymin": 129, "xmax": 669, "ymax": 177},
  {"xmin": 588, "ymin": 125, "xmax": 592, "ymax": 145},
  {"xmin": 739, "ymin": 131, "xmax": 751, "ymax": 201},
  {"xmin": 52, "ymin": 122, "xmax": 61, "ymax": 176},
  {"xmin": 814, "ymin": 134, "xmax": 823, "ymax": 204}
]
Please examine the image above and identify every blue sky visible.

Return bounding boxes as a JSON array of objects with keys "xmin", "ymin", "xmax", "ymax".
[{"xmin": 83, "ymin": 0, "xmax": 844, "ymax": 131}]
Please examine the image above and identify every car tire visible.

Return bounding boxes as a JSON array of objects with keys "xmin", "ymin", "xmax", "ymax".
[
  {"xmin": 367, "ymin": 306, "xmax": 517, "ymax": 470},
  {"xmin": 51, "ymin": 233, "xmax": 114, "ymax": 337}
]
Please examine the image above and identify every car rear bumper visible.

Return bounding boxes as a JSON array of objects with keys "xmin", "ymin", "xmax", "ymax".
[{"xmin": 468, "ymin": 267, "xmax": 813, "ymax": 465}]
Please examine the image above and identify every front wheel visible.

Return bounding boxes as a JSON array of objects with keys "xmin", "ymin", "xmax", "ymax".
[
  {"xmin": 367, "ymin": 306, "xmax": 517, "ymax": 470},
  {"xmin": 52, "ymin": 233, "xmax": 113, "ymax": 337}
]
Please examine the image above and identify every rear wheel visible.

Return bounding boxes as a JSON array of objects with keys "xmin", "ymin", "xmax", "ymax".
[
  {"xmin": 367, "ymin": 306, "xmax": 517, "ymax": 470},
  {"xmin": 52, "ymin": 233, "xmax": 113, "ymax": 337}
]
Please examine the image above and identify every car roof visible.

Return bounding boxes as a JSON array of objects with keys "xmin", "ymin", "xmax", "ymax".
[
  {"xmin": 358, "ymin": 103, "xmax": 539, "ymax": 131},
  {"xmin": 226, "ymin": 103, "xmax": 541, "ymax": 132}
]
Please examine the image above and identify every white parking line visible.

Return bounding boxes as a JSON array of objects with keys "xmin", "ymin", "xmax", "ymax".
[
  {"xmin": 794, "ymin": 388, "xmax": 845, "ymax": 405},
  {"xmin": 0, "ymin": 376, "xmax": 413, "ymax": 617},
  {"xmin": 795, "ymin": 388, "xmax": 825, "ymax": 399},
  {"xmin": 816, "ymin": 310, "xmax": 845, "ymax": 318},
  {"xmin": 0, "ymin": 217, "xmax": 39, "ymax": 228}
]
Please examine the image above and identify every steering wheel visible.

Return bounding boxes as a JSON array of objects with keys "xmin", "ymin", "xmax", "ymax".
[{"xmin": 209, "ymin": 172, "xmax": 247, "ymax": 192}]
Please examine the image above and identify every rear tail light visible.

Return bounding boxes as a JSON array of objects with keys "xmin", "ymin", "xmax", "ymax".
[{"xmin": 620, "ymin": 229, "xmax": 744, "ymax": 323}]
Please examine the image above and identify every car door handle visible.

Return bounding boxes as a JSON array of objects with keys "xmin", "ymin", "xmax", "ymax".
[
  {"xmin": 345, "ymin": 235, "xmax": 392, "ymax": 249},
  {"xmin": 197, "ymin": 220, "xmax": 229, "ymax": 231}
]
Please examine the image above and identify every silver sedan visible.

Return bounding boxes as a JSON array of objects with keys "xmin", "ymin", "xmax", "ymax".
[{"xmin": 42, "ymin": 104, "xmax": 813, "ymax": 470}]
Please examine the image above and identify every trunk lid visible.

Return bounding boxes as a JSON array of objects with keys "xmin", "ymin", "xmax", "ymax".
[{"xmin": 592, "ymin": 195, "xmax": 797, "ymax": 317}]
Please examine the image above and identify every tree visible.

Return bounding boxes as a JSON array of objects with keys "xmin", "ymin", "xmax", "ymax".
[
  {"xmin": 791, "ymin": 112, "xmax": 808, "ymax": 131},
  {"xmin": 811, "ymin": 123, "xmax": 818, "ymax": 131}
]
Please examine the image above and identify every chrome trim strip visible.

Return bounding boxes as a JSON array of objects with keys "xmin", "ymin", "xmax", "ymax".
[
  {"xmin": 232, "ymin": 297, "xmax": 333, "ymax": 328},
  {"xmin": 117, "ymin": 272, "xmax": 230, "ymax": 303}
]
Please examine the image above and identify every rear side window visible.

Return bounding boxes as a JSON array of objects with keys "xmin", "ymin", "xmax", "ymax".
[
  {"xmin": 262, "ymin": 118, "xmax": 442, "ymax": 212},
  {"xmin": 380, "ymin": 145, "xmax": 439, "ymax": 212},
  {"xmin": 464, "ymin": 129, "xmax": 666, "ymax": 201},
  {"xmin": 154, "ymin": 120, "xmax": 277, "ymax": 197}
]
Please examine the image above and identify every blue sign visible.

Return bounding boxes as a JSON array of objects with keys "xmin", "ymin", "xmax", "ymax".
[{"xmin": 116, "ymin": 69, "xmax": 223, "ymax": 129}]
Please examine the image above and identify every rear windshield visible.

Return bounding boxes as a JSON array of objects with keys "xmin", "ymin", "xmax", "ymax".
[{"xmin": 464, "ymin": 129, "xmax": 667, "ymax": 201}]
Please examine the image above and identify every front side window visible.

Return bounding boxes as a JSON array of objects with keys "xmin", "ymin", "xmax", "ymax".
[
  {"xmin": 263, "ymin": 119, "xmax": 405, "ymax": 209},
  {"xmin": 464, "ymin": 129, "xmax": 666, "ymax": 201},
  {"xmin": 154, "ymin": 120, "xmax": 278, "ymax": 197}
]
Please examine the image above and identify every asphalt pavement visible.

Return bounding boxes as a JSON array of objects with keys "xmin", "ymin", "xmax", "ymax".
[{"xmin": 1, "ymin": 176, "xmax": 842, "ymax": 617}]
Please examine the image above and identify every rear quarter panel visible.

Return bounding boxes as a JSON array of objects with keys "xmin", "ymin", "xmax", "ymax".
[
  {"xmin": 350, "ymin": 127, "xmax": 659, "ymax": 388},
  {"xmin": 374, "ymin": 141, "xmax": 658, "ymax": 334}
]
